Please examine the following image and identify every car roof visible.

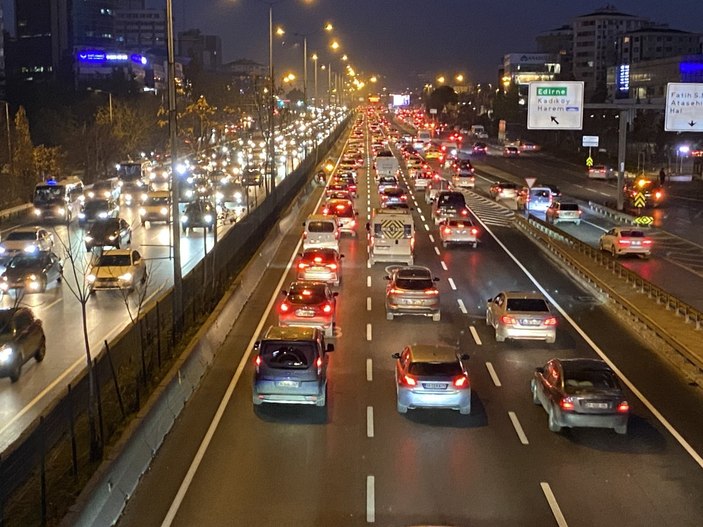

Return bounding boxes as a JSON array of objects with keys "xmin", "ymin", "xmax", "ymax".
[
  {"xmin": 11, "ymin": 226, "xmax": 43, "ymax": 234},
  {"xmin": 394, "ymin": 265, "xmax": 431, "ymax": 278},
  {"xmin": 555, "ymin": 358, "xmax": 611, "ymax": 373},
  {"xmin": 264, "ymin": 325, "xmax": 319, "ymax": 341},
  {"xmin": 102, "ymin": 249, "xmax": 132, "ymax": 256},
  {"xmin": 409, "ymin": 344, "xmax": 460, "ymax": 363},
  {"xmin": 307, "ymin": 214, "xmax": 337, "ymax": 222},
  {"xmin": 502, "ymin": 291, "xmax": 546, "ymax": 300}
]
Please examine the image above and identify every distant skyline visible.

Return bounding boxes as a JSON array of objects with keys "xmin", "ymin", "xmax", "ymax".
[{"xmin": 3, "ymin": 1, "xmax": 703, "ymax": 89}]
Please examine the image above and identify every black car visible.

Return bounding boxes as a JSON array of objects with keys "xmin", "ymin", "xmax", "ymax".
[
  {"xmin": 544, "ymin": 184, "xmax": 562, "ymax": 198},
  {"xmin": 182, "ymin": 200, "xmax": 216, "ymax": 233},
  {"xmin": 78, "ymin": 198, "xmax": 120, "ymax": 227},
  {"xmin": 0, "ymin": 252, "xmax": 63, "ymax": 293},
  {"xmin": 0, "ymin": 307, "xmax": 46, "ymax": 383},
  {"xmin": 85, "ymin": 218, "xmax": 132, "ymax": 251}
]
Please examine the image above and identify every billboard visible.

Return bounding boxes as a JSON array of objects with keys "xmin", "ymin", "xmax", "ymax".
[{"xmin": 391, "ymin": 94, "xmax": 410, "ymax": 107}]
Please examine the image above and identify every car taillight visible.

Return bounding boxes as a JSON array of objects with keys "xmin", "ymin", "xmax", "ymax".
[
  {"xmin": 424, "ymin": 288, "xmax": 439, "ymax": 296},
  {"xmin": 327, "ymin": 263, "xmax": 337, "ymax": 270},
  {"xmin": 453, "ymin": 375, "xmax": 469, "ymax": 389},
  {"xmin": 618, "ymin": 239, "xmax": 631, "ymax": 245},
  {"xmin": 255, "ymin": 355, "xmax": 261, "ymax": 373},
  {"xmin": 317, "ymin": 356, "xmax": 323, "ymax": 375},
  {"xmin": 544, "ymin": 317, "xmax": 557, "ymax": 326},
  {"xmin": 297, "ymin": 263, "xmax": 308, "ymax": 270},
  {"xmin": 654, "ymin": 191, "xmax": 662, "ymax": 199},
  {"xmin": 617, "ymin": 401, "xmax": 630, "ymax": 413},
  {"xmin": 501, "ymin": 315, "xmax": 517, "ymax": 325},
  {"xmin": 322, "ymin": 208, "xmax": 330, "ymax": 214},
  {"xmin": 460, "ymin": 209, "xmax": 468, "ymax": 216},
  {"xmin": 401, "ymin": 374, "xmax": 417, "ymax": 387},
  {"xmin": 279, "ymin": 302, "xmax": 290, "ymax": 313},
  {"xmin": 443, "ymin": 227, "xmax": 452, "ymax": 235},
  {"xmin": 322, "ymin": 303, "xmax": 333, "ymax": 314},
  {"xmin": 400, "ymin": 195, "xmax": 407, "ymax": 201},
  {"xmin": 642, "ymin": 239, "xmax": 653, "ymax": 246},
  {"xmin": 470, "ymin": 227, "xmax": 478, "ymax": 235},
  {"xmin": 389, "ymin": 288, "xmax": 403, "ymax": 295},
  {"xmin": 560, "ymin": 397, "xmax": 575, "ymax": 411}
]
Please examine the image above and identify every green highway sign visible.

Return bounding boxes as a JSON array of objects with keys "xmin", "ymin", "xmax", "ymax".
[
  {"xmin": 536, "ymin": 87, "xmax": 568, "ymax": 96},
  {"xmin": 528, "ymin": 81, "xmax": 584, "ymax": 130}
]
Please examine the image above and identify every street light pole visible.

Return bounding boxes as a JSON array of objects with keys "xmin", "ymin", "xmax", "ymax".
[
  {"xmin": 312, "ymin": 54, "xmax": 318, "ymax": 106},
  {"xmin": 166, "ymin": 0, "xmax": 183, "ymax": 324},
  {"xmin": 328, "ymin": 63, "xmax": 332, "ymax": 106},
  {"xmin": 0, "ymin": 101, "xmax": 11, "ymax": 173},
  {"xmin": 268, "ymin": 5, "xmax": 276, "ymax": 195},
  {"xmin": 303, "ymin": 36, "xmax": 308, "ymax": 108}
]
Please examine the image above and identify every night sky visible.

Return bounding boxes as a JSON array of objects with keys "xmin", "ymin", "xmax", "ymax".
[{"xmin": 3, "ymin": 1, "xmax": 703, "ymax": 89}]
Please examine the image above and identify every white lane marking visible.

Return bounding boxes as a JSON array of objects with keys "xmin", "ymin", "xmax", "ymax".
[
  {"xmin": 598, "ymin": 191, "xmax": 609, "ymax": 196},
  {"xmin": 367, "ymin": 406, "xmax": 375, "ymax": 438},
  {"xmin": 160, "ymin": 131, "xmax": 351, "ymax": 527},
  {"xmin": 508, "ymin": 411, "xmax": 530, "ymax": 445},
  {"xmin": 541, "ymin": 482, "xmax": 569, "ymax": 527},
  {"xmin": 42, "ymin": 297, "xmax": 63, "ymax": 310},
  {"xmin": 367, "ymin": 475, "xmax": 376, "ymax": 523},
  {"xmin": 424, "ymin": 223, "xmax": 430, "ymax": 231},
  {"xmin": 441, "ymin": 261, "xmax": 448, "ymax": 271},
  {"xmin": 474, "ymin": 207, "xmax": 703, "ymax": 470},
  {"xmin": 457, "ymin": 299, "xmax": 467, "ymax": 314},
  {"xmin": 582, "ymin": 219, "xmax": 607, "ymax": 232},
  {"xmin": 367, "ymin": 276, "xmax": 371, "ymax": 287},
  {"xmin": 419, "ymin": 214, "xmax": 426, "ymax": 222},
  {"xmin": 448, "ymin": 277, "xmax": 457, "ymax": 290},
  {"xmin": 428, "ymin": 234, "xmax": 434, "ymax": 243},
  {"xmin": 485, "ymin": 362, "xmax": 501, "ymax": 386},
  {"xmin": 366, "ymin": 323, "xmax": 372, "ymax": 341},
  {"xmin": 367, "ymin": 297, "xmax": 372, "ymax": 311},
  {"xmin": 434, "ymin": 246, "xmax": 441, "ymax": 255},
  {"xmin": 469, "ymin": 326, "xmax": 482, "ymax": 346},
  {"xmin": 366, "ymin": 358, "xmax": 373, "ymax": 381},
  {"xmin": 367, "ymin": 260, "xmax": 371, "ymax": 269}
]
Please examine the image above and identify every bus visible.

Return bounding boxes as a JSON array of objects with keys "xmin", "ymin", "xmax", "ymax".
[{"xmin": 33, "ymin": 176, "xmax": 84, "ymax": 222}]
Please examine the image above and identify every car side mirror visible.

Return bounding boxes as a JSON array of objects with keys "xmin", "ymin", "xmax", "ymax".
[
  {"xmin": 281, "ymin": 290, "xmax": 287, "ymax": 295},
  {"xmin": 391, "ymin": 352, "xmax": 401, "ymax": 359},
  {"xmin": 333, "ymin": 292, "xmax": 339, "ymax": 297},
  {"xmin": 535, "ymin": 366, "xmax": 545, "ymax": 374},
  {"xmin": 383, "ymin": 276, "xmax": 390, "ymax": 280},
  {"xmin": 325, "ymin": 343, "xmax": 335, "ymax": 353},
  {"xmin": 340, "ymin": 254, "xmax": 345, "ymax": 258},
  {"xmin": 433, "ymin": 277, "xmax": 440, "ymax": 282},
  {"xmin": 459, "ymin": 353, "xmax": 470, "ymax": 360}
]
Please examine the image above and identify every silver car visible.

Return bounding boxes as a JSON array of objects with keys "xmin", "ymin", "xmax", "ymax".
[
  {"xmin": 0, "ymin": 227, "xmax": 54, "ymax": 262},
  {"xmin": 439, "ymin": 219, "xmax": 479, "ymax": 248},
  {"xmin": 486, "ymin": 291, "xmax": 557, "ymax": 343},
  {"xmin": 385, "ymin": 266, "xmax": 441, "ymax": 321},
  {"xmin": 392, "ymin": 344, "xmax": 471, "ymax": 415}
]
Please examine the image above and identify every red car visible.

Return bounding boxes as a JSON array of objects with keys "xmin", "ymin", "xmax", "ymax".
[{"xmin": 278, "ymin": 281, "xmax": 338, "ymax": 337}]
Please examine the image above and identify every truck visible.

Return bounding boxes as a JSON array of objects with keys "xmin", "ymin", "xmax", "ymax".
[
  {"xmin": 374, "ymin": 150, "xmax": 399, "ymax": 178},
  {"xmin": 470, "ymin": 125, "xmax": 488, "ymax": 139}
]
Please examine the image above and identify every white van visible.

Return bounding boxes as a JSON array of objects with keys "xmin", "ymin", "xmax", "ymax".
[
  {"xmin": 517, "ymin": 186, "xmax": 553, "ymax": 212},
  {"xmin": 303, "ymin": 214, "xmax": 340, "ymax": 252},
  {"xmin": 367, "ymin": 208, "xmax": 415, "ymax": 266}
]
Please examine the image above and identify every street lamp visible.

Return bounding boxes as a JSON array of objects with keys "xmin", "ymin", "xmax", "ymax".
[
  {"xmin": 0, "ymin": 100, "xmax": 12, "ymax": 173},
  {"xmin": 437, "ymin": 75, "xmax": 445, "ymax": 84},
  {"xmin": 311, "ymin": 53, "xmax": 319, "ymax": 105}
]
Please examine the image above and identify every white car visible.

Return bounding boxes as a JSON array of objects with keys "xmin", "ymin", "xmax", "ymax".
[
  {"xmin": 0, "ymin": 227, "xmax": 54, "ymax": 261},
  {"xmin": 87, "ymin": 249, "xmax": 147, "ymax": 293},
  {"xmin": 439, "ymin": 219, "xmax": 479, "ymax": 248},
  {"xmin": 599, "ymin": 227, "xmax": 652, "ymax": 258}
]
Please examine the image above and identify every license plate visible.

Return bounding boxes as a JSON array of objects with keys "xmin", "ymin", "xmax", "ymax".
[
  {"xmin": 631, "ymin": 241, "xmax": 640, "ymax": 246},
  {"xmin": 585, "ymin": 402, "xmax": 609, "ymax": 409},
  {"xmin": 277, "ymin": 380, "xmax": 300, "ymax": 388},
  {"xmin": 520, "ymin": 319, "xmax": 541, "ymax": 326},
  {"xmin": 296, "ymin": 309, "xmax": 315, "ymax": 317},
  {"xmin": 423, "ymin": 383, "xmax": 447, "ymax": 390}
]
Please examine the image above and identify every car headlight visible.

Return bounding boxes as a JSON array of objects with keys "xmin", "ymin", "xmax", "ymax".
[
  {"xmin": 78, "ymin": 212, "xmax": 86, "ymax": 219},
  {"xmin": 98, "ymin": 211, "xmax": 108, "ymax": 218},
  {"xmin": 33, "ymin": 208, "xmax": 42, "ymax": 216},
  {"xmin": 215, "ymin": 191, "xmax": 224, "ymax": 201},
  {"xmin": 181, "ymin": 215, "xmax": 188, "ymax": 223},
  {"xmin": 84, "ymin": 235, "xmax": 93, "ymax": 242},
  {"xmin": 141, "ymin": 193, "xmax": 148, "ymax": 202},
  {"xmin": 185, "ymin": 190, "xmax": 193, "ymax": 198},
  {"xmin": 87, "ymin": 274, "xmax": 97, "ymax": 283},
  {"xmin": 124, "ymin": 194, "xmax": 132, "ymax": 201},
  {"xmin": 28, "ymin": 274, "xmax": 37, "ymax": 281},
  {"xmin": 87, "ymin": 191, "xmax": 95, "ymax": 199},
  {"xmin": 24, "ymin": 245, "xmax": 38, "ymax": 254},
  {"xmin": 139, "ymin": 208, "xmax": 146, "ymax": 216},
  {"xmin": 119, "ymin": 272, "xmax": 133, "ymax": 282},
  {"xmin": 108, "ymin": 234, "xmax": 117, "ymax": 241},
  {"xmin": 160, "ymin": 207, "xmax": 168, "ymax": 216},
  {"xmin": 0, "ymin": 345, "xmax": 14, "ymax": 363},
  {"xmin": 204, "ymin": 214, "xmax": 213, "ymax": 223},
  {"xmin": 57, "ymin": 207, "xmax": 66, "ymax": 215},
  {"xmin": 0, "ymin": 247, "xmax": 5, "ymax": 255}
]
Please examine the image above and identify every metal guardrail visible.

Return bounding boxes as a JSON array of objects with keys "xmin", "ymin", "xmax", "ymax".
[
  {"xmin": 514, "ymin": 213, "xmax": 703, "ymax": 372},
  {"xmin": 585, "ymin": 201, "xmax": 637, "ymax": 225},
  {"xmin": 0, "ymin": 203, "xmax": 33, "ymax": 227}
]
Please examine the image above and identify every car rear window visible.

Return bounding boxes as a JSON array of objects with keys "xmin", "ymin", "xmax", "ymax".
[
  {"xmin": 409, "ymin": 361, "xmax": 462, "ymax": 376},
  {"xmin": 506, "ymin": 298, "xmax": 549, "ymax": 312},
  {"xmin": 437, "ymin": 193, "xmax": 466, "ymax": 208},
  {"xmin": 6, "ymin": 231, "xmax": 37, "ymax": 241},
  {"xmin": 499, "ymin": 184, "xmax": 518, "ymax": 190},
  {"xmin": 288, "ymin": 286, "xmax": 326, "ymax": 304},
  {"xmin": 448, "ymin": 220, "xmax": 473, "ymax": 228},
  {"xmin": 395, "ymin": 277, "xmax": 434, "ymax": 290},
  {"xmin": 260, "ymin": 342, "xmax": 315, "ymax": 370},
  {"xmin": 307, "ymin": 221, "xmax": 335, "ymax": 233},
  {"xmin": 560, "ymin": 203, "xmax": 579, "ymax": 211},
  {"xmin": 564, "ymin": 369, "xmax": 620, "ymax": 390},
  {"xmin": 620, "ymin": 230, "xmax": 644, "ymax": 238}
]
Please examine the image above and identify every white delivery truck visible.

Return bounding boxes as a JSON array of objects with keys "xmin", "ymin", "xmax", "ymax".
[
  {"xmin": 367, "ymin": 208, "xmax": 415, "ymax": 266},
  {"xmin": 374, "ymin": 150, "xmax": 399, "ymax": 179}
]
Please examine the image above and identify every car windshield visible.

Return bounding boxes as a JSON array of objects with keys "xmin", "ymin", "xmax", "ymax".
[
  {"xmin": 260, "ymin": 342, "xmax": 314, "ymax": 369},
  {"xmin": 145, "ymin": 196, "xmax": 169, "ymax": 206},
  {"xmin": 8, "ymin": 255, "xmax": 44, "ymax": 269},
  {"xmin": 448, "ymin": 220, "xmax": 473, "ymax": 228},
  {"xmin": 395, "ymin": 277, "xmax": 434, "ymax": 290},
  {"xmin": 499, "ymin": 184, "xmax": 518, "ymax": 189},
  {"xmin": 307, "ymin": 221, "xmax": 335, "ymax": 233},
  {"xmin": 89, "ymin": 220, "xmax": 119, "ymax": 235},
  {"xmin": 506, "ymin": 298, "xmax": 549, "ymax": 312},
  {"xmin": 93, "ymin": 181, "xmax": 113, "ymax": 190},
  {"xmin": 305, "ymin": 250, "xmax": 335, "ymax": 263},
  {"xmin": 84, "ymin": 200, "xmax": 109, "ymax": 211},
  {"xmin": 379, "ymin": 177, "xmax": 397, "ymax": 184},
  {"xmin": 560, "ymin": 203, "xmax": 579, "ymax": 211},
  {"xmin": 409, "ymin": 361, "xmax": 462, "ymax": 376},
  {"xmin": 564, "ymin": 368, "xmax": 620, "ymax": 390},
  {"xmin": 437, "ymin": 194, "xmax": 466, "ymax": 207},
  {"xmin": 6, "ymin": 231, "xmax": 37, "ymax": 241},
  {"xmin": 620, "ymin": 230, "xmax": 645, "ymax": 238},
  {"xmin": 97, "ymin": 254, "xmax": 131, "ymax": 267}
]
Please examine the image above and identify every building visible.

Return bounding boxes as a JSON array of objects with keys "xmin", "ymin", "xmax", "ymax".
[
  {"xmin": 617, "ymin": 27, "xmax": 702, "ymax": 65},
  {"xmin": 0, "ymin": 4, "xmax": 5, "ymax": 96},
  {"xmin": 535, "ymin": 25, "xmax": 574, "ymax": 80},
  {"xmin": 178, "ymin": 29, "xmax": 222, "ymax": 71},
  {"xmin": 572, "ymin": 6, "xmax": 650, "ymax": 100},
  {"xmin": 114, "ymin": 8, "xmax": 166, "ymax": 50},
  {"xmin": 502, "ymin": 53, "xmax": 561, "ymax": 95}
]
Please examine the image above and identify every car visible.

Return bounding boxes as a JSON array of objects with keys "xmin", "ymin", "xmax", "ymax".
[
  {"xmin": 84, "ymin": 179, "xmax": 121, "ymax": 201},
  {"xmin": 432, "ymin": 191, "xmax": 470, "ymax": 224},
  {"xmin": 333, "ymin": 173, "xmax": 358, "ymax": 196},
  {"xmin": 413, "ymin": 170, "xmax": 433, "ymax": 191},
  {"xmin": 0, "ymin": 307, "xmax": 46, "ymax": 383},
  {"xmin": 380, "ymin": 187, "xmax": 408, "ymax": 208},
  {"xmin": 78, "ymin": 198, "xmax": 120, "ymax": 227},
  {"xmin": 472, "ymin": 142, "xmax": 488, "ymax": 155},
  {"xmin": 85, "ymin": 218, "xmax": 132, "ymax": 251},
  {"xmin": 439, "ymin": 219, "xmax": 479, "ymax": 248},
  {"xmin": 425, "ymin": 176, "xmax": 452, "ymax": 204},
  {"xmin": 424, "ymin": 147, "xmax": 443, "ymax": 160},
  {"xmin": 545, "ymin": 201, "xmax": 581, "ymax": 225},
  {"xmin": 296, "ymin": 248, "xmax": 343, "ymax": 286},
  {"xmin": 278, "ymin": 281, "xmax": 337, "ymax": 338},
  {"xmin": 325, "ymin": 189, "xmax": 354, "ymax": 202},
  {"xmin": 325, "ymin": 183, "xmax": 351, "ymax": 198},
  {"xmin": 587, "ymin": 164, "xmax": 613, "ymax": 179},
  {"xmin": 385, "ymin": 265, "xmax": 441, "ymax": 321},
  {"xmin": 87, "ymin": 249, "xmax": 147, "ymax": 293},
  {"xmin": 489, "ymin": 182, "xmax": 519, "ymax": 201},
  {"xmin": 486, "ymin": 291, "xmax": 557, "ymax": 343},
  {"xmin": 599, "ymin": 227, "xmax": 652, "ymax": 258},
  {"xmin": 519, "ymin": 141, "xmax": 541, "ymax": 152},
  {"xmin": 531, "ymin": 358, "xmax": 629, "ymax": 434},
  {"xmin": 252, "ymin": 326, "xmax": 334, "ymax": 407},
  {"xmin": 322, "ymin": 199, "xmax": 358, "ymax": 236},
  {"xmin": 0, "ymin": 252, "xmax": 63, "ymax": 293},
  {"xmin": 0, "ymin": 227, "xmax": 54, "ymax": 262},
  {"xmin": 139, "ymin": 190, "xmax": 171, "ymax": 226},
  {"xmin": 517, "ymin": 186, "xmax": 553, "ymax": 212},
  {"xmin": 377, "ymin": 175, "xmax": 399, "ymax": 193},
  {"xmin": 241, "ymin": 167, "xmax": 263, "ymax": 187},
  {"xmin": 503, "ymin": 145, "xmax": 520, "ymax": 158},
  {"xmin": 624, "ymin": 178, "xmax": 665, "ymax": 208},
  {"xmin": 452, "ymin": 161, "xmax": 476, "ymax": 189},
  {"xmin": 181, "ymin": 200, "xmax": 216, "ymax": 234},
  {"xmin": 392, "ymin": 344, "xmax": 471, "ymax": 415},
  {"xmin": 302, "ymin": 214, "xmax": 340, "ymax": 252}
]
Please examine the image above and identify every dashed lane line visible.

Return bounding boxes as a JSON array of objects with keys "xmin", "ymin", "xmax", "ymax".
[
  {"xmin": 540, "ymin": 482, "xmax": 569, "ymax": 527},
  {"xmin": 366, "ymin": 323, "xmax": 372, "ymax": 341},
  {"xmin": 508, "ymin": 411, "xmax": 530, "ymax": 445},
  {"xmin": 448, "ymin": 277, "xmax": 457, "ymax": 290},
  {"xmin": 469, "ymin": 326, "xmax": 482, "ymax": 346},
  {"xmin": 366, "ymin": 358, "xmax": 373, "ymax": 381},
  {"xmin": 457, "ymin": 299, "xmax": 467, "ymax": 314}
]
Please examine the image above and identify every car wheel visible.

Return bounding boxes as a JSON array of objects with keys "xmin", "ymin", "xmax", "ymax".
[
  {"xmin": 548, "ymin": 408, "xmax": 562, "ymax": 433},
  {"xmin": 614, "ymin": 424, "xmax": 628, "ymax": 435},
  {"xmin": 459, "ymin": 405, "xmax": 471, "ymax": 415},
  {"xmin": 545, "ymin": 335, "xmax": 556, "ymax": 344},
  {"xmin": 35, "ymin": 339, "xmax": 46, "ymax": 362},
  {"xmin": 386, "ymin": 312, "xmax": 394, "ymax": 321},
  {"xmin": 396, "ymin": 401, "xmax": 408, "ymax": 414},
  {"xmin": 531, "ymin": 381, "xmax": 541, "ymax": 405},
  {"xmin": 316, "ymin": 385, "xmax": 327, "ymax": 407},
  {"xmin": 495, "ymin": 329, "xmax": 505, "ymax": 343},
  {"xmin": 432, "ymin": 312, "xmax": 441, "ymax": 322},
  {"xmin": 9, "ymin": 360, "xmax": 22, "ymax": 383}
]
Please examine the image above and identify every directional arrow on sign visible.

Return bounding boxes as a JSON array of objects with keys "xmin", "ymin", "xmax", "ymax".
[
  {"xmin": 690, "ymin": 121, "xmax": 697, "ymax": 127},
  {"xmin": 550, "ymin": 116, "xmax": 559, "ymax": 125},
  {"xmin": 634, "ymin": 192, "xmax": 646, "ymax": 208}
]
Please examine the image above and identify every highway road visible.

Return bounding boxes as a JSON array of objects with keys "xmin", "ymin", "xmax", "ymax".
[
  {"xmin": 118, "ymin": 112, "xmax": 703, "ymax": 526},
  {"xmin": 0, "ymin": 118, "xmax": 341, "ymax": 453}
]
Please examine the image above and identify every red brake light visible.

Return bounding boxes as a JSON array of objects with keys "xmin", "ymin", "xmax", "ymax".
[
  {"xmin": 501, "ymin": 315, "xmax": 517, "ymax": 325},
  {"xmin": 302, "ymin": 289, "xmax": 312, "ymax": 296},
  {"xmin": 322, "ymin": 303, "xmax": 333, "ymax": 314},
  {"xmin": 314, "ymin": 256, "xmax": 323, "ymax": 263},
  {"xmin": 400, "ymin": 195, "xmax": 407, "ymax": 201},
  {"xmin": 401, "ymin": 374, "xmax": 417, "ymax": 387},
  {"xmin": 617, "ymin": 401, "xmax": 630, "ymax": 413},
  {"xmin": 389, "ymin": 288, "xmax": 403, "ymax": 295},
  {"xmin": 327, "ymin": 263, "xmax": 338, "ymax": 270},
  {"xmin": 255, "ymin": 355, "xmax": 262, "ymax": 367},
  {"xmin": 443, "ymin": 227, "xmax": 452, "ymax": 235},
  {"xmin": 322, "ymin": 208, "xmax": 330, "ymax": 214},
  {"xmin": 654, "ymin": 191, "xmax": 662, "ymax": 199},
  {"xmin": 560, "ymin": 398, "xmax": 575, "ymax": 411},
  {"xmin": 470, "ymin": 227, "xmax": 478, "ymax": 235},
  {"xmin": 642, "ymin": 239, "xmax": 653, "ymax": 246},
  {"xmin": 544, "ymin": 317, "xmax": 557, "ymax": 326},
  {"xmin": 460, "ymin": 209, "xmax": 468, "ymax": 216},
  {"xmin": 279, "ymin": 302, "xmax": 290, "ymax": 312},
  {"xmin": 618, "ymin": 239, "xmax": 631, "ymax": 246},
  {"xmin": 297, "ymin": 263, "xmax": 308, "ymax": 270},
  {"xmin": 317, "ymin": 356, "xmax": 323, "ymax": 375},
  {"xmin": 453, "ymin": 375, "xmax": 469, "ymax": 388},
  {"xmin": 424, "ymin": 288, "xmax": 439, "ymax": 296}
]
